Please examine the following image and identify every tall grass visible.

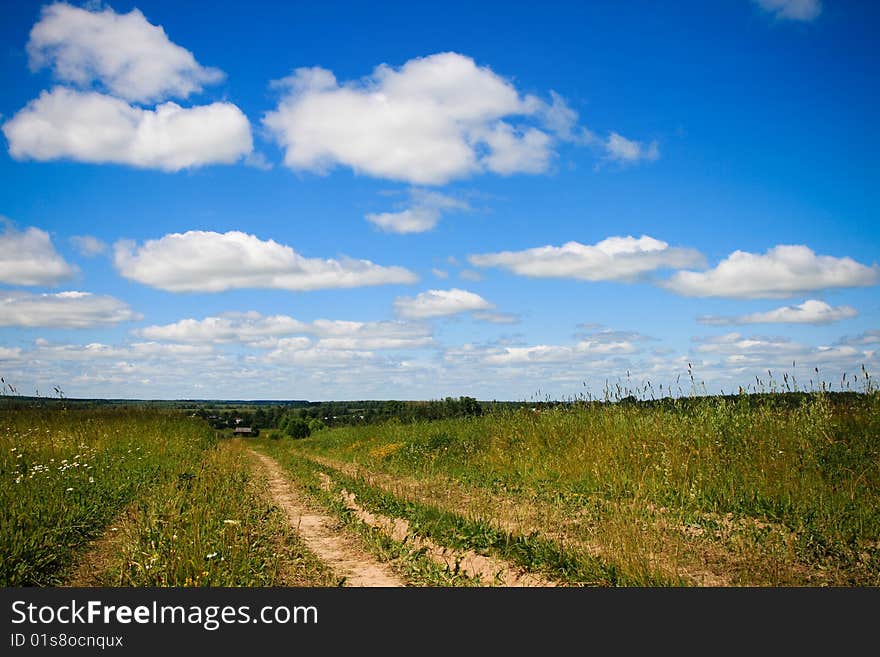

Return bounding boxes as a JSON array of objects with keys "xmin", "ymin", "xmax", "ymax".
[
  {"xmin": 107, "ymin": 439, "xmax": 336, "ymax": 586},
  {"xmin": 0, "ymin": 407, "xmax": 215, "ymax": 585},
  {"xmin": 289, "ymin": 391, "xmax": 880, "ymax": 584}
]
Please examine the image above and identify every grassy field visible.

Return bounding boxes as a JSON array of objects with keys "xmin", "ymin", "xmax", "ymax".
[
  {"xmin": 0, "ymin": 408, "xmax": 333, "ymax": 586},
  {"xmin": 278, "ymin": 391, "xmax": 880, "ymax": 586},
  {"xmin": 3, "ymin": 391, "xmax": 878, "ymax": 586}
]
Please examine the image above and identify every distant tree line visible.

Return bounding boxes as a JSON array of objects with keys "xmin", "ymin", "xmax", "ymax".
[{"xmin": 192, "ymin": 396, "xmax": 486, "ymax": 438}]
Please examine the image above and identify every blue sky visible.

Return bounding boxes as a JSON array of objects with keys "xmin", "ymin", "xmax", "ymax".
[{"xmin": 0, "ymin": 0, "xmax": 877, "ymax": 400}]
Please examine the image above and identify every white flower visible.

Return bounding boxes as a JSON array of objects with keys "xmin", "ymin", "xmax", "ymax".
[
  {"xmin": 65, "ymin": 487, "xmax": 73, "ymax": 492},
  {"xmin": 206, "ymin": 552, "xmax": 218, "ymax": 559}
]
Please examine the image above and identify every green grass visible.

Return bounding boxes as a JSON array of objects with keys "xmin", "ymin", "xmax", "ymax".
[
  {"xmin": 105, "ymin": 439, "xmax": 337, "ymax": 587},
  {"xmin": 278, "ymin": 391, "xmax": 880, "ymax": 585},
  {"xmin": 252, "ymin": 441, "xmax": 479, "ymax": 587},
  {"xmin": 0, "ymin": 407, "xmax": 215, "ymax": 585}
]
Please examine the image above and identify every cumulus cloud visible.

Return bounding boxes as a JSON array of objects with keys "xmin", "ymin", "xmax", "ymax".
[
  {"xmin": 113, "ymin": 230, "xmax": 417, "ymax": 292},
  {"xmin": 138, "ymin": 311, "xmax": 432, "ymax": 350},
  {"xmin": 469, "ymin": 235, "xmax": 704, "ymax": 282},
  {"xmin": 366, "ymin": 189, "xmax": 469, "ymax": 234},
  {"xmin": 664, "ymin": 245, "xmax": 879, "ymax": 298},
  {"xmin": 0, "ymin": 223, "xmax": 77, "ymax": 286},
  {"xmin": 394, "ymin": 288, "xmax": 493, "ymax": 319},
  {"xmin": 754, "ymin": 0, "xmax": 822, "ymax": 22},
  {"xmin": 70, "ymin": 235, "xmax": 106, "ymax": 257},
  {"xmin": 27, "ymin": 3, "xmax": 224, "ymax": 103},
  {"xmin": 699, "ymin": 299, "xmax": 858, "ymax": 326},
  {"xmin": 263, "ymin": 52, "xmax": 601, "ymax": 184},
  {"xmin": 3, "ymin": 88, "xmax": 252, "ymax": 171},
  {"xmin": 0, "ymin": 290, "xmax": 141, "ymax": 328}
]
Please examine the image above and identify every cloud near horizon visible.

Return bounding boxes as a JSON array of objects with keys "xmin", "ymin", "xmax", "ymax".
[
  {"xmin": 113, "ymin": 230, "xmax": 417, "ymax": 292},
  {"xmin": 138, "ymin": 311, "xmax": 433, "ymax": 350},
  {"xmin": 698, "ymin": 299, "xmax": 858, "ymax": 326},
  {"xmin": 394, "ymin": 288, "xmax": 494, "ymax": 319},
  {"xmin": 469, "ymin": 235, "xmax": 704, "ymax": 282},
  {"xmin": 0, "ymin": 290, "xmax": 141, "ymax": 328}
]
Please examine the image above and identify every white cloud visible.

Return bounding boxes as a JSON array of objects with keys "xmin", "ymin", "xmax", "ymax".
[
  {"xmin": 366, "ymin": 189, "xmax": 469, "ymax": 234},
  {"xmin": 694, "ymin": 332, "xmax": 805, "ymax": 357},
  {"xmin": 3, "ymin": 87, "xmax": 252, "ymax": 171},
  {"xmin": 699, "ymin": 299, "xmax": 858, "ymax": 326},
  {"xmin": 0, "ymin": 290, "xmax": 141, "ymax": 328},
  {"xmin": 472, "ymin": 311, "xmax": 519, "ymax": 325},
  {"xmin": 138, "ymin": 311, "xmax": 432, "ymax": 350},
  {"xmin": 449, "ymin": 328, "xmax": 645, "ymax": 366},
  {"xmin": 469, "ymin": 235, "xmax": 704, "ymax": 282},
  {"xmin": 27, "ymin": 3, "xmax": 223, "ymax": 103},
  {"xmin": 459, "ymin": 269, "xmax": 483, "ymax": 282},
  {"xmin": 603, "ymin": 132, "xmax": 659, "ymax": 164},
  {"xmin": 431, "ymin": 268, "xmax": 449, "ymax": 279},
  {"xmin": 754, "ymin": 0, "xmax": 822, "ymax": 22},
  {"xmin": 394, "ymin": 288, "xmax": 493, "ymax": 319},
  {"xmin": 835, "ymin": 330, "xmax": 880, "ymax": 347},
  {"xmin": 27, "ymin": 340, "xmax": 213, "ymax": 362},
  {"xmin": 262, "ymin": 52, "xmax": 574, "ymax": 185},
  {"xmin": 664, "ymin": 245, "xmax": 879, "ymax": 298},
  {"xmin": 113, "ymin": 230, "xmax": 417, "ymax": 292},
  {"xmin": 0, "ymin": 223, "xmax": 77, "ymax": 286},
  {"xmin": 70, "ymin": 235, "xmax": 106, "ymax": 257}
]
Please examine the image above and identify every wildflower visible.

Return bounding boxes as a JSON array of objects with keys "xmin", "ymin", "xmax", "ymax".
[
  {"xmin": 206, "ymin": 552, "xmax": 218, "ymax": 559},
  {"xmin": 65, "ymin": 487, "xmax": 73, "ymax": 492},
  {"xmin": 89, "ymin": 477, "xmax": 95, "ymax": 483}
]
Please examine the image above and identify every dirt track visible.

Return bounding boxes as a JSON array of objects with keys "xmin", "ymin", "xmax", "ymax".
[{"xmin": 249, "ymin": 450, "xmax": 404, "ymax": 587}]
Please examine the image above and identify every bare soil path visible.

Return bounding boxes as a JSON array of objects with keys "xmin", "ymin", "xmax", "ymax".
[
  {"xmin": 317, "ymin": 472, "xmax": 554, "ymax": 587},
  {"xmin": 249, "ymin": 450, "xmax": 404, "ymax": 587}
]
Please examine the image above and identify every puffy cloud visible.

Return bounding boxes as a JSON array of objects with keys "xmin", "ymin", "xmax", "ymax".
[
  {"xmin": 366, "ymin": 189, "xmax": 469, "ymax": 234},
  {"xmin": 0, "ymin": 223, "xmax": 77, "ymax": 286},
  {"xmin": 699, "ymin": 299, "xmax": 858, "ymax": 326},
  {"xmin": 138, "ymin": 311, "xmax": 432, "ymax": 350},
  {"xmin": 603, "ymin": 132, "xmax": 659, "ymax": 164},
  {"xmin": 3, "ymin": 87, "xmax": 252, "ymax": 171},
  {"xmin": 113, "ymin": 230, "xmax": 417, "ymax": 292},
  {"xmin": 70, "ymin": 235, "xmax": 106, "ymax": 257},
  {"xmin": 0, "ymin": 290, "xmax": 141, "ymax": 328},
  {"xmin": 263, "ymin": 52, "xmax": 570, "ymax": 185},
  {"xmin": 394, "ymin": 288, "xmax": 493, "ymax": 319},
  {"xmin": 664, "ymin": 245, "xmax": 879, "ymax": 298},
  {"xmin": 754, "ymin": 0, "xmax": 822, "ymax": 22},
  {"xmin": 27, "ymin": 3, "xmax": 223, "ymax": 103},
  {"xmin": 469, "ymin": 235, "xmax": 704, "ymax": 282}
]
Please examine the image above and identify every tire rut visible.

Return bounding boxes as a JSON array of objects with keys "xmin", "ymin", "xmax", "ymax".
[{"xmin": 249, "ymin": 450, "xmax": 404, "ymax": 587}]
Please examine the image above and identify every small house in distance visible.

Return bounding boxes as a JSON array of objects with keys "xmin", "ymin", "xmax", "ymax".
[{"xmin": 233, "ymin": 426, "xmax": 257, "ymax": 437}]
